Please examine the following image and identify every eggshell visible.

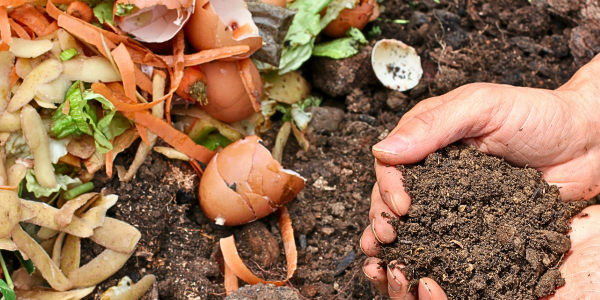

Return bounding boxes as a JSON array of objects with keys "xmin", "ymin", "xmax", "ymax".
[
  {"xmin": 371, "ymin": 39, "xmax": 422, "ymax": 92},
  {"xmin": 199, "ymin": 136, "xmax": 305, "ymax": 225},
  {"xmin": 322, "ymin": 0, "xmax": 375, "ymax": 38},
  {"xmin": 115, "ymin": 0, "xmax": 194, "ymax": 43},
  {"xmin": 200, "ymin": 152, "xmax": 256, "ymax": 225},
  {"xmin": 201, "ymin": 60, "xmax": 262, "ymax": 123},
  {"xmin": 184, "ymin": 0, "xmax": 262, "ymax": 60}
]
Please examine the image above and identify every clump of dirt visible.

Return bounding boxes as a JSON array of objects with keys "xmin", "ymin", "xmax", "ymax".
[{"xmin": 379, "ymin": 144, "xmax": 587, "ymax": 300}]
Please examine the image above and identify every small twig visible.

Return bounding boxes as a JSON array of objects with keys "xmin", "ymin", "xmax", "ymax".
[{"xmin": 327, "ymin": 269, "xmax": 358, "ymax": 300}]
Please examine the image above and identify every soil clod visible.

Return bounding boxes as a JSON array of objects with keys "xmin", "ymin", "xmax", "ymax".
[{"xmin": 379, "ymin": 144, "xmax": 586, "ymax": 300}]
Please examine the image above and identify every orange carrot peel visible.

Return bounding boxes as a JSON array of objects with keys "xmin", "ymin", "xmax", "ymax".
[
  {"xmin": 0, "ymin": 6, "xmax": 11, "ymax": 44},
  {"xmin": 220, "ymin": 206, "xmax": 297, "ymax": 288},
  {"xmin": 159, "ymin": 45, "xmax": 251, "ymax": 67},
  {"xmin": 8, "ymin": 19, "xmax": 30, "ymax": 39},
  {"xmin": 238, "ymin": 58, "xmax": 261, "ymax": 112},
  {"xmin": 90, "ymin": 83, "xmax": 164, "ymax": 113},
  {"xmin": 9, "ymin": 4, "xmax": 49, "ymax": 37},
  {"xmin": 111, "ymin": 43, "xmax": 137, "ymax": 101}
]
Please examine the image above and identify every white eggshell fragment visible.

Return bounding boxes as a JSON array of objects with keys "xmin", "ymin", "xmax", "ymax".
[
  {"xmin": 116, "ymin": 3, "xmax": 194, "ymax": 43},
  {"xmin": 371, "ymin": 39, "xmax": 422, "ymax": 92}
]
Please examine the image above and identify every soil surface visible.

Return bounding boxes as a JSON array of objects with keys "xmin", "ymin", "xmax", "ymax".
[
  {"xmin": 379, "ymin": 145, "xmax": 587, "ymax": 300},
  {"xmin": 63, "ymin": 0, "xmax": 600, "ymax": 299}
]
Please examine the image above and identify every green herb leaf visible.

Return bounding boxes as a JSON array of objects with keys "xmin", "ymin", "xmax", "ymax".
[
  {"xmin": 298, "ymin": 96, "xmax": 322, "ymax": 110},
  {"xmin": 14, "ymin": 251, "xmax": 35, "ymax": 275},
  {"xmin": 312, "ymin": 27, "xmax": 367, "ymax": 59},
  {"xmin": 93, "ymin": 1, "xmax": 115, "ymax": 25},
  {"xmin": 60, "ymin": 48, "xmax": 79, "ymax": 61},
  {"xmin": 65, "ymin": 82, "xmax": 93, "ymax": 135},
  {"xmin": 0, "ymin": 279, "xmax": 15, "ymax": 300},
  {"xmin": 115, "ymin": 3, "xmax": 135, "ymax": 17},
  {"xmin": 275, "ymin": 103, "xmax": 293, "ymax": 122}
]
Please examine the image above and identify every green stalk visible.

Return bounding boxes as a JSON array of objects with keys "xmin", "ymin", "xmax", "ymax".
[
  {"xmin": 63, "ymin": 182, "xmax": 95, "ymax": 200},
  {"xmin": 0, "ymin": 251, "xmax": 13, "ymax": 289}
]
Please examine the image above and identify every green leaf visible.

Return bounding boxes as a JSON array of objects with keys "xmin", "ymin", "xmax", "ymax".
[
  {"xmin": 14, "ymin": 251, "xmax": 35, "ymax": 275},
  {"xmin": 275, "ymin": 103, "xmax": 293, "ymax": 122},
  {"xmin": 65, "ymin": 82, "xmax": 93, "ymax": 135},
  {"xmin": 197, "ymin": 132, "xmax": 233, "ymax": 151},
  {"xmin": 60, "ymin": 48, "xmax": 78, "ymax": 61},
  {"xmin": 93, "ymin": 1, "xmax": 115, "ymax": 25},
  {"xmin": 25, "ymin": 169, "xmax": 81, "ymax": 198},
  {"xmin": 115, "ymin": 3, "xmax": 135, "ymax": 17},
  {"xmin": 298, "ymin": 96, "xmax": 322, "ymax": 110},
  {"xmin": 313, "ymin": 27, "xmax": 367, "ymax": 59},
  {"xmin": 99, "ymin": 112, "xmax": 130, "ymax": 140},
  {"xmin": 82, "ymin": 90, "xmax": 116, "ymax": 110},
  {"xmin": 279, "ymin": 0, "xmax": 333, "ymax": 74},
  {"xmin": 0, "ymin": 279, "xmax": 15, "ymax": 300}
]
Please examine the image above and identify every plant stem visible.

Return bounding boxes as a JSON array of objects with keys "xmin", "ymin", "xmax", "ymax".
[{"xmin": 0, "ymin": 251, "xmax": 13, "ymax": 289}]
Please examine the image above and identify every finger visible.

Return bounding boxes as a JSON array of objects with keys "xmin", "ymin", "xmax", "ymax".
[
  {"xmin": 360, "ymin": 225, "xmax": 381, "ymax": 257},
  {"xmin": 369, "ymin": 184, "xmax": 398, "ymax": 244},
  {"xmin": 568, "ymin": 205, "xmax": 600, "ymax": 249},
  {"xmin": 395, "ymin": 85, "xmax": 470, "ymax": 130},
  {"xmin": 387, "ymin": 262, "xmax": 416, "ymax": 300},
  {"xmin": 363, "ymin": 257, "xmax": 389, "ymax": 296},
  {"xmin": 375, "ymin": 160, "xmax": 411, "ymax": 216},
  {"xmin": 373, "ymin": 84, "xmax": 505, "ymax": 165},
  {"xmin": 418, "ymin": 278, "xmax": 448, "ymax": 300}
]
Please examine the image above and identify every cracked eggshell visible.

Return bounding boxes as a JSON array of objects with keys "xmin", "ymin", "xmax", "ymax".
[
  {"xmin": 322, "ymin": 0, "xmax": 378, "ymax": 38},
  {"xmin": 199, "ymin": 136, "xmax": 305, "ymax": 226},
  {"xmin": 201, "ymin": 60, "xmax": 262, "ymax": 123},
  {"xmin": 184, "ymin": 0, "xmax": 262, "ymax": 60},
  {"xmin": 115, "ymin": 0, "xmax": 195, "ymax": 43},
  {"xmin": 371, "ymin": 39, "xmax": 422, "ymax": 92}
]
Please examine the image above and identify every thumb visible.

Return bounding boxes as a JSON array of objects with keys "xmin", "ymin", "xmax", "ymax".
[
  {"xmin": 373, "ymin": 87, "xmax": 502, "ymax": 165},
  {"xmin": 418, "ymin": 278, "xmax": 448, "ymax": 300}
]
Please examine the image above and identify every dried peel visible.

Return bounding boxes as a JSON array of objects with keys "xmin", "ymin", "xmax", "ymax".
[{"xmin": 220, "ymin": 206, "xmax": 297, "ymax": 288}]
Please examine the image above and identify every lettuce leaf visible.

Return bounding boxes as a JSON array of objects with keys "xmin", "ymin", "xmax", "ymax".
[
  {"xmin": 51, "ymin": 81, "xmax": 131, "ymax": 154},
  {"xmin": 93, "ymin": 1, "xmax": 115, "ymax": 25},
  {"xmin": 25, "ymin": 169, "xmax": 81, "ymax": 198},
  {"xmin": 278, "ymin": 0, "xmax": 333, "ymax": 74},
  {"xmin": 313, "ymin": 27, "xmax": 368, "ymax": 59}
]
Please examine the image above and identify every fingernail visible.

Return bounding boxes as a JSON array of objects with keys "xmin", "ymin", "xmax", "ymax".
[
  {"xmin": 384, "ymin": 192, "xmax": 401, "ymax": 215},
  {"xmin": 387, "ymin": 264, "xmax": 403, "ymax": 292},
  {"xmin": 373, "ymin": 134, "xmax": 409, "ymax": 154},
  {"xmin": 371, "ymin": 217, "xmax": 383, "ymax": 244},
  {"xmin": 359, "ymin": 234, "xmax": 367, "ymax": 255},
  {"xmin": 420, "ymin": 279, "xmax": 432, "ymax": 300}
]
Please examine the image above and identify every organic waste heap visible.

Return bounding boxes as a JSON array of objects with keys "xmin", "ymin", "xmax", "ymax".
[{"xmin": 379, "ymin": 144, "xmax": 587, "ymax": 300}]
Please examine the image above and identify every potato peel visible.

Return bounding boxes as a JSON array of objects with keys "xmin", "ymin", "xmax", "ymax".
[
  {"xmin": 68, "ymin": 249, "xmax": 133, "ymax": 289},
  {"xmin": 220, "ymin": 206, "xmax": 297, "ymax": 287},
  {"xmin": 60, "ymin": 234, "xmax": 81, "ymax": 277},
  {"xmin": 20, "ymin": 199, "xmax": 94, "ymax": 238},
  {"xmin": 56, "ymin": 193, "xmax": 98, "ymax": 228},
  {"xmin": 12, "ymin": 225, "xmax": 74, "ymax": 292},
  {"xmin": 89, "ymin": 217, "xmax": 141, "ymax": 253}
]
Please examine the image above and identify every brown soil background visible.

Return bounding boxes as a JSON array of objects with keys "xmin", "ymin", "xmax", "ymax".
[
  {"xmin": 6, "ymin": 0, "xmax": 597, "ymax": 299},
  {"xmin": 379, "ymin": 145, "xmax": 586, "ymax": 300}
]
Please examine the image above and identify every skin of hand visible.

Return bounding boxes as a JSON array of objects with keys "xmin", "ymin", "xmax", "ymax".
[{"xmin": 361, "ymin": 55, "xmax": 600, "ymax": 299}]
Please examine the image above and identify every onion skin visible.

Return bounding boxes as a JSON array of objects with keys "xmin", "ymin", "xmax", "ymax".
[
  {"xmin": 322, "ymin": 0, "xmax": 375, "ymax": 38},
  {"xmin": 199, "ymin": 136, "xmax": 305, "ymax": 226},
  {"xmin": 200, "ymin": 60, "xmax": 262, "ymax": 123}
]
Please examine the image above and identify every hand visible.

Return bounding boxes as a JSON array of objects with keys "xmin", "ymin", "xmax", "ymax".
[{"xmin": 360, "ymin": 56, "xmax": 600, "ymax": 299}]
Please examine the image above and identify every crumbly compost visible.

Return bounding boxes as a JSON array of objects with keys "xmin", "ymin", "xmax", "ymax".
[{"xmin": 379, "ymin": 144, "xmax": 587, "ymax": 300}]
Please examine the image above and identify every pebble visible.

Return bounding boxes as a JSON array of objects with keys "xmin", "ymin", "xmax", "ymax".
[{"xmin": 321, "ymin": 226, "xmax": 335, "ymax": 236}]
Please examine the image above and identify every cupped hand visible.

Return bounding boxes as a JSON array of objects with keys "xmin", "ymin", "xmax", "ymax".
[{"xmin": 361, "ymin": 56, "xmax": 600, "ymax": 299}]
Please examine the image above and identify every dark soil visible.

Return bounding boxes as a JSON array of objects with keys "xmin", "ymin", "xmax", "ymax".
[
  {"xmin": 378, "ymin": 145, "xmax": 587, "ymax": 300},
  {"xmin": 66, "ymin": 0, "xmax": 600, "ymax": 299}
]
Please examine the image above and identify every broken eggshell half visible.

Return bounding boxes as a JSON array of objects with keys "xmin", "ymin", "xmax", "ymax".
[
  {"xmin": 184, "ymin": 0, "xmax": 262, "ymax": 60},
  {"xmin": 199, "ymin": 136, "xmax": 305, "ymax": 226},
  {"xmin": 371, "ymin": 39, "xmax": 422, "ymax": 92},
  {"xmin": 115, "ymin": 0, "xmax": 195, "ymax": 43}
]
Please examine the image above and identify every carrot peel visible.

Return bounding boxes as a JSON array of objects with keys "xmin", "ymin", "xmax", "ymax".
[
  {"xmin": 238, "ymin": 58, "xmax": 261, "ymax": 112},
  {"xmin": 220, "ymin": 206, "xmax": 297, "ymax": 287},
  {"xmin": 90, "ymin": 83, "xmax": 164, "ymax": 113}
]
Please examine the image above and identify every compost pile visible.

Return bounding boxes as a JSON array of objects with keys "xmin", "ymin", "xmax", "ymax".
[{"xmin": 379, "ymin": 144, "xmax": 587, "ymax": 300}]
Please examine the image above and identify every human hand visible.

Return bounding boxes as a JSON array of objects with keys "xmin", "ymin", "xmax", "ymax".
[{"xmin": 360, "ymin": 56, "xmax": 600, "ymax": 298}]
